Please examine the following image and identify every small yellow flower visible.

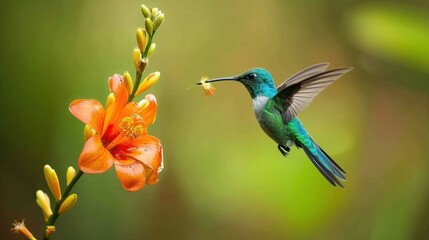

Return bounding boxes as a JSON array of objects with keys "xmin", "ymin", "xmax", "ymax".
[
  {"xmin": 200, "ymin": 76, "xmax": 216, "ymax": 96},
  {"xmin": 10, "ymin": 220, "xmax": 36, "ymax": 240}
]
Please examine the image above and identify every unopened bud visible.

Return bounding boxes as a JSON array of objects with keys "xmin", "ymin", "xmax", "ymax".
[
  {"xmin": 133, "ymin": 47, "xmax": 142, "ymax": 72},
  {"xmin": 147, "ymin": 43, "xmax": 156, "ymax": 58},
  {"xmin": 123, "ymin": 71, "xmax": 133, "ymax": 94},
  {"xmin": 136, "ymin": 27, "xmax": 147, "ymax": 53},
  {"xmin": 153, "ymin": 13, "xmax": 165, "ymax": 31},
  {"xmin": 140, "ymin": 4, "xmax": 151, "ymax": 18},
  {"xmin": 36, "ymin": 190, "xmax": 53, "ymax": 221},
  {"xmin": 44, "ymin": 165, "xmax": 61, "ymax": 202},
  {"xmin": 106, "ymin": 92, "xmax": 116, "ymax": 109},
  {"xmin": 145, "ymin": 18, "xmax": 153, "ymax": 36},
  {"xmin": 45, "ymin": 226, "xmax": 56, "ymax": 238},
  {"xmin": 66, "ymin": 166, "xmax": 76, "ymax": 186},
  {"xmin": 58, "ymin": 194, "xmax": 78, "ymax": 215},
  {"xmin": 136, "ymin": 71, "xmax": 160, "ymax": 95},
  {"xmin": 151, "ymin": 8, "xmax": 159, "ymax": 19},
  {"xmin": 83, "ymin": 125, "xmax": 96, "ymax": 142}
]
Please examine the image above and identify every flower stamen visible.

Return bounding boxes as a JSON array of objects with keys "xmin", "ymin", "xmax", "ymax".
[
  {"xmin": 120, "ymin": 115, "xmax": 146, "ymax": 139},
  {"xmin": 200, "ymin": 76, "xmax": 216, "ymax": 96}
]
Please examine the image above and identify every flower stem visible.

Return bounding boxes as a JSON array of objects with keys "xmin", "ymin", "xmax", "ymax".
[
  {"xmin": 43, "ymin": 170, "xmax": 84, "ymax": 240},
  {"xmin": 128, "ymin": 33, "xmax": 155, "ymax": 102}
]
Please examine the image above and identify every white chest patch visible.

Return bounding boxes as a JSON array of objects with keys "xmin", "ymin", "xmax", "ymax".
[{"xmin": 252, "ymin": 96, "xmax": 269, "ymax": 118}]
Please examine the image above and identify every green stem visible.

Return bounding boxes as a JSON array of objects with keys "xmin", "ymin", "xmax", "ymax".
[
  {"xmin": 142, "ymin": 32, "xmax": 154, "ymax": 58},
  {"xmin": 128, "ymin": 33, "xmax": 155, "ymax": 102},
  {"xmin": 43, "ymin": 170, "xmax": 84, "ymax": 240}
]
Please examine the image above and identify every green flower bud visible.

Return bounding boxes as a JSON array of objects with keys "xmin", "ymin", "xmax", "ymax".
[
  {"xmin": 153, "ymin": 13, "xmax": 165, "ymax": 31},
  {"xmin": 147, "ymin": 43, "xmax": 156, "ymax": 58},
  {"xmin": 140, "ymin": 4, "xmax": 151, "ymax": 18},
  {"xmin": 145, "ymin": 18, "xmax": 153, "ymax": 36}
]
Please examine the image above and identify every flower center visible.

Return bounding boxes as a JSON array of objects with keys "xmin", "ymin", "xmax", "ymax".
[{"xmin": 119, "ymin": 114, "xmax": 145, "ymax": 139}]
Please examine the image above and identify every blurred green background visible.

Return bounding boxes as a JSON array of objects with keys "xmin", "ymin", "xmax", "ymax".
[{"xmin": 1, "ymin": 0, "xmax": 429, "ymax": 239}]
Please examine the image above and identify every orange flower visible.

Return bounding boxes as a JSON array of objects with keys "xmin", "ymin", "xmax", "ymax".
[{"xmin": 69, "ymin": 74, "xmax": 163, "ymax": 191}]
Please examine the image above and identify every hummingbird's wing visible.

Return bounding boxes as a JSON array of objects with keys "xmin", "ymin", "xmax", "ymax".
[
  {"xmin": 274, "ymin": 64, "xmax": 352, "ymax": 123},
  {"xmin": 277, "ymin": 62, "xmax": 330, "ymax": 92}
]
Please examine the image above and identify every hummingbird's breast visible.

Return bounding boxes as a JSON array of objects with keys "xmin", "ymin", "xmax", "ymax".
[{"xmin": 252, "ymin": 96, "xmax": 294, "ymax": 147}]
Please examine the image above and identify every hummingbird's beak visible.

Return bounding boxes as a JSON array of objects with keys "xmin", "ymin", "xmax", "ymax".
[{"xmin": 196, "ymin": 76, "xmax": 239, "ymax": 85}]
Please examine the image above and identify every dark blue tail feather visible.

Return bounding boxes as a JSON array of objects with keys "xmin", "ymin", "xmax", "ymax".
[{"xmin": 300, "ymin": 138, "xmax": 346, "ymax": 188}]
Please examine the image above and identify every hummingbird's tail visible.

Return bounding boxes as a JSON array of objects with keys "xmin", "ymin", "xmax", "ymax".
[{"xmin": 299, "ymin": 137, "xmax": 346, "ymax": 188}]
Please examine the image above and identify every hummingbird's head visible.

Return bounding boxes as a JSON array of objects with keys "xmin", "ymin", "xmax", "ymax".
[{"xmin": 198, "ymin": 68, "xmax": 276, "ymax": 98}]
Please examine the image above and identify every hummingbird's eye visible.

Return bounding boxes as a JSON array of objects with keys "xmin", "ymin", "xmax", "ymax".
[{"xmin": 247, "ymin": 73, "xmax": 257, "ymax": 79}]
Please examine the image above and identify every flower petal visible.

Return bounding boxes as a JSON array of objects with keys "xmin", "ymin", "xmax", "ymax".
[
  {"xmin": 69, "ymin": 99, "xmax": 105, "ymax": 134},
  {"xmin": 128, "ymin": 135, "xmax": 163, "ymax": 184},
  {"xmin": 78, "ymin": 135, "xmax": 114, "ymax": 173},
  {"xmin": 102, "ymin": 74, "xmax": 129, "ymax": 137},
  {"xmin": 139, "ymin": 94, "xmax": 157, "ymax": 126},
  {"xmin": 114, "ymin": 160, "xmax": 146, "ymax": 191}
]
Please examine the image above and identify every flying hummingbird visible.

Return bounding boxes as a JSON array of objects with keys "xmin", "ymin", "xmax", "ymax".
[{"xmin": 198, "ymin": 63, "xmax": 352, "ymax": 188}]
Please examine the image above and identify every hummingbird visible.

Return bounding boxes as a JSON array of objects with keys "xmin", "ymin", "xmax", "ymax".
[{"xmin": 198, "ymin": 63, "xmax": 352, "ymax": 188}]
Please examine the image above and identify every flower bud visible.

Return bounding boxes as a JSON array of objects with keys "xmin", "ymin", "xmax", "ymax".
[
  {"xmin": 153, "ymin": 13, "xmax": 165, "ymax": 31},
  {"xmin": 44, "ymin": 165, "xmax": 62, "ymax": 202},
  {"xmin": 66, "ymin": 166, "xmax": 76, "ymax": 186},
  {"xmin": 133, "ymin": 47, "xmax": 142, "ymax": 72},
  {"xmin": 147, "ymin": 43, "xmax": 156, "ymax": 58},
  {"xmin": 123, "ymin": 71, "xmax": 133, "ymax": 94},
  {"xmin": 58, "ymin": 194, "xmax": 78, "ymax": 215},
  {"xmin": 151, "ymin": 8, "xmax": 159, "ymax": 19},
  {"xmin": 45, "ymin": 226, "xmax": 56, "ymax": 238},
  {"xmin": 145, "ymin": 18, "xmax": 153, "ymax": 36},
  {"xmin": 136, "ymin": 71, "xmax": 160, "ymax": 95},
  {"xmin": 106, "ymin": 92, "xmax": 116, "ymax": 109},
  {"xmin": 136, "ymin": 27, "xmax": 147, "ymax": 53},
  {"xmin": 83, "ymin": 125, "xmax": 96, "ymax": 142},
  {"xmin": 36, "ymin": 190, "xmax": 53, "ymax": 221},
  {"xmin": 140, "ymin": 4, "xmax": 151, "ymax": 18}
]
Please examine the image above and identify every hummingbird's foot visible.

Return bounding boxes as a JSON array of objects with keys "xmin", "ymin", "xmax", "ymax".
[{"xmin": 278, "ymin": 145, "xmax": 290, "ymax": 157}]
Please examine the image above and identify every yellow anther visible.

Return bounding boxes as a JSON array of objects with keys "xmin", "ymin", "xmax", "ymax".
[
  {"xmin": 120, "ymin": 117, "xmax": 134, "ymax": 130},
  {"xmin": 119, "ymin": 115, "xmax": 145, "ymax": 139}
]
